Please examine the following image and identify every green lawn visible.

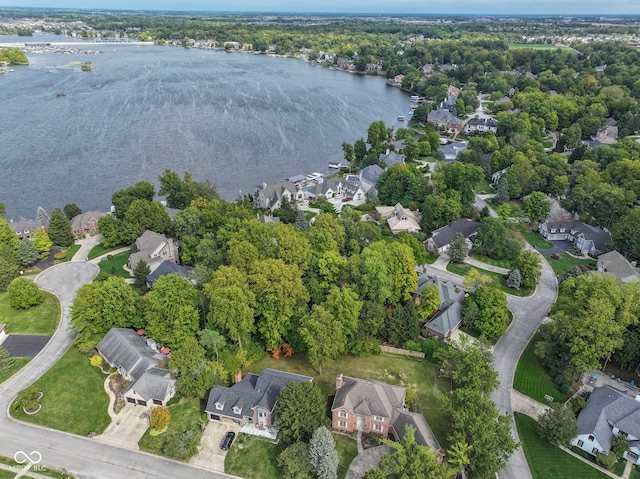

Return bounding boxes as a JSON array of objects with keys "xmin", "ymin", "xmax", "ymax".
[
  {"xmin": 631, "ymin": 467, "xmax": 640, "ymax": 479},
  {"xmin": 0, "ymin": 470, "xmax": 16, "ymax": 479},
  {"xmin": 98, "ymin": 251, "xmax": 132, "ymax": 278},
  {"xmin": 0, "ymin": 357, "xmax": 30, "ymax": 384},
  {"xmin": 11, "ymin": 347, "xmax": 111, "ymax": 436},
  {"xmin": 516, "ymin": 414, "xmax": 611, "ymax": 479},
  {"xmin": 424, "ymin": 253, "xmax": 439, "ymax": 264},
  {"xmin": 446, "ymin": 262, "xmax": 533, "ymax": 297},
  {"xmin": 474, "ymin": 178, "xmax": 494, "ymax": 195},
  {"xmin": 138, "ymin": 397, "xmax": 206, "ymax": 457},
  {"xmin": 468, "ymin": 252, "xmax": 513, "ymax": 269},
  {"xmin": 547, "ymin": 252, "xmax": 596, "ymax": 276},
  {"xmin": 0, "ymin": 292, "xmax": 60, "ymax": 335},
  {"xmin": 0, "ymin": 454, "xmax": 76, "ymax": 479},
  {"xmin": 521, "ymin": 231, "xmax": 553, "ymax": 250},
  {"xmin": 88, "ymin": 243, "xmax": 129, "ymax": 260},
  {"xmin": 508, "ymin": 43, "xmax": 575, "ymax": 51},
  {"xmin": 247, "ymin": 353, "xmax": 450, "ymax": 450},
  {"xmin": 514, "ymin": 333, "xmax": 570, "ymax": 404},
  {"xmin": 335, "ymin": 435, "xmax": 359, "ymax": 479},
  {"xmin": 55, "ymin": 244, "xmax": 82, "ymax": 263}
]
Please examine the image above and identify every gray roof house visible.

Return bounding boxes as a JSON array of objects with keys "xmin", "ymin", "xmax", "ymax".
[
  {"xmin": 597, "ymin": 251, "xmax": 640, "ymax": 284},
  {"xmin": 129, "ymin": 230, "xmax": 177, "ymax": 274},
  {"xmin": 415, "ymin": 275, "xmax": 465, "ymax": 338},
  {"xmin": 7, "ymin": 217, "xmax": 48, "ymax": 240},
  {"xmin": 571, "ymin": 385, "xmax": 640, "ymax": 464},
  {"xmin": 427, "ymin": 110, "xmax": 464, "ymax": 133},
  {"xmin": 96, "ymin": 328, "xmax": 175, "ymax": 406},
  {"xmin": 438, "ymin": 141, "xmax": 468, "ymax": 162},
  {"xmin": 205, "ymin": 369, "xmax": 312, "ymax": 434},
  {"xmin": 359, "ymin": 164, "xmax": 384, "ymax": 193},
  {"xmin": 308, "ymin": 177, "xmax": 364, "ymax": 201},
  {"xmin": 378, "ymin": 150, "xmax": 405, "ymax": 169},
  {"xmin": 145, "ymin": 260, "xmax": 193, "ymax": 288},
  {"xmin": 70, "ymin": 211, "xmax": 106, "ymax": 237},
  {"xmin": 426, "ymin": 218, "xmax": 480, "ymax": 254},
  {"xmin": 464, "ymin": 117, "xmax": 498, "ymax": 134},
  {"xmin": 539, "ymin": 221, "xmax": 610, "ymax": 256},
  {"xmin": 253, "ymin": 180, "xmax": 305, "ymax": 212}
]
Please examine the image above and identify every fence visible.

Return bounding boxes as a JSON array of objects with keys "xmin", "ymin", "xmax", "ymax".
[{"xmin": 380, "ymin": 345, "xmax": 425, "ymax": 359}]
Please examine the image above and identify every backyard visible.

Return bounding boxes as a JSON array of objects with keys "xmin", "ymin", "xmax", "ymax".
[
  {"xmin": 0, "ymin": 292, "xmax": 60, "ymax": 335},
  {"xmin": 11, "ymin": 347, "xmax": 111, "ymax": 436}
]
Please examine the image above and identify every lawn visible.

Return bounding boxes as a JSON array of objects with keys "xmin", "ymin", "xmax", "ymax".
[
  {"xmin": 424, "ymin": 253, "xmax": 439, "ymax": 264},
  {"xmin": 468, "ymin": 252, "xmax": 513, "ymax": 269},
  {"xmin": 446, "ymin": 262, "xmax": 533, "ymax": 297},
  {"xmin": 0, "ymin": 357, "xmax": 30, "ymax": 384},
  {"xmin": 521, "ymin": 231, "xmax": 553, "ymax": 250},
  {"xmin": 11, "ymin": 347, "xmax": 111, "ymax": 436},
  {"xmin": 335, "ymin": 434, "xmax": 359, "ymax": 479},
  {"xmin": 474, "ymin": 178, "xmax": 494, "ymax": 195},
  {"xmin": 514, "ymin": 333, "xmax": 570, "ymax": 404},
  {"xmin": 547, "ymin": 252, "xmax": 596, "ymax": 276},
  {"xmin": 0, "ymin": 454, "xmax": 76, "ymax": 479},
  {"xmin": 98, "ymin": 251, "xmax": 132, "ymax": 278},
  {"xmin": 0, "ymin": 470, "xmax": 15, "ymax": 479},
  {"xmin": 55, "ymin": 244, "xmax": 82, "ymax": 263},
  {"xmin": 247, "ymin": 353, "xmax": 451, "ymax": 450},
  {"xmin": 516, "ymin": 414, "xmax": 611, "ymax": 479},
  {"xmin": 88, "ymin": 243, "xmax": 129, "ymax": 260},
  {"xmin": 138, "ymin": 397, "xmax": 206, "ymax": 457},
  {"xmin": 631, "ymin": 467, "xmax": 640, "ymax": 479},
  {"xmin": 0, "ymin": 292, "xmax": 60, "ymax": 335},
  {"xmin": 508, "ymin": 43, "xmax": 575, "ymax": 51}
]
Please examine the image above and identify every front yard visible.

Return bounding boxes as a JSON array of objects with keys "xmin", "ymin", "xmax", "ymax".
[
  {"xmin": 0, "ymin": 291, "xmax": 60, "ymax": 335},
  {"xmin": 547, "ymin": 252, "xmax": 596, "ymax": 276},
  {"xmin": 98, "ymin": 251, "xmax": 132, "ymax": 279},
  {"xmin": 11, "ymin": 347, "xmax": 110, "ymax": 436},
  {"xmin": 0, "ymin": 357, "xmax": 30, "ymax": 385},
  {"xmin": 446, "ymin": 262, "xmax": 533, "ymax": 297}
]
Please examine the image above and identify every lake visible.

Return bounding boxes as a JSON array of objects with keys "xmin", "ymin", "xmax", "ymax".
[{"xmin": 0, "ymin": 35, "xmax": 410, "ymax": 218}]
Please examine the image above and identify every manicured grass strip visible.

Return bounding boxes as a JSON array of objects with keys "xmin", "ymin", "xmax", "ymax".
[
  {"xmin": 247, "ymin": 353, "xmax": 450, "ymax": 450},
  {"xmin": 98, "ymin": 251, "xmax": 132, "ymax": 278},
  {"xmin": 424, "ymin": 253, "xmax": 439, "ymax": 264},
  {"xmin": 0, "ymin": 357, "xmax": 30, "ymax": 384},
  {"xmin": 516, "ymin": 414, "xmax": 611, "ymax": 479},
  {"xmin": 514, "ymin": 333, "xmax": 569, "ymax": 404},
  {"xmin": 11, "ymin": 347, "xmax": 110, "ymax": 436},
  {"xmin": 521, "ymin": 231, "xmax": 553, "ymax": 250},
  {"xmin": 225, "ymin": 435, "xmax": 284, "ymax": 479},
  {"xmin": 631, "ymin": 467, "xmax": 640, "ymax": 479},
  {"xmin": 0, "ymin": 469, "xmax": 16, "ymax": 479},
  {"xmin": 56, "ymin": 244, "xmax": 82, "ymax": 263},
  {"xmin": 0, "ymin": 454, "xmax": 76, "ymax": 478},
  {"xmin": 0, "ymin": 292, "xmax": 60, "ymax": 335},
  {"xmin": 335, "ymin": 434, "xmax": 359, "ymax": 479},
  {"xmin": 469, "ymin": 252, "xmax": 513, "ymax": 269},
  {"xmin": 547, "ymin": 252, "xmax": 596, "ymax": 276},
  {"xmin": 88, "ymin": 243, "xmax": 129, "ymax": 260},
  {"xmin": 138, "ymin": 397, "xmax": 206, "ymax": 457},
  {"xmin": 446, "ymin": 263, "xmax": 532, "ymax": 297}
]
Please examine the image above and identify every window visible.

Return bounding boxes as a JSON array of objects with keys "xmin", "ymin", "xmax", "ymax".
[
  {"xmin": 338, "ymin": 411, "xmax": 348, "ymax": 418},
  {"xmin": 560, "ymin": 228, "xmax": 566, "ymax": 233},
  {"xmin": 588, "ymin": 435, "xmax": 595, "ymax": 442},
  {"xmin": 592, "ymin": 447, "xmax": 599, "ymax": 455},
  {"xmin": 374, "ymin": 416, "xmax": 384, "ymax": 422},
  {"xmin": 233, "ymin": 406, "xmax": 242, "ymax": 414},
  {"xmin": 215, "ymin": 402, "xmax": 224, "ymax": 410},
  {"xmin": 577, "ymin": 440, "xmax": 584, "ymax": 447},
  {"xmin": 373, "ymin": 424, "xmax": 383, "ymax": 432},
  {"xmin": 338, "ymin": 421, "xmax": 347, "ymax": 428}
]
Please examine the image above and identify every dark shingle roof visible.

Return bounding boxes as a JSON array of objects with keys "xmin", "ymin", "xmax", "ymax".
[
  {"xmin": 391, "ymin": 410, "xmax": 442, "ymax": 452},
  {"xmin": 332, "ymin": 376, "xmax": 405, "ymax": 419},
  {"xmin": 430, "ymin": 219, "xmax": 480, "ymax": 249},
  {"xmin": 146, "ymin": 261, "xmax": 193, "ymax": 287},
  {"xmin": 125, "ymin": 368, "xmax": 175, "ymax": 403},
  {"xmin": 97, "ymin": 328, "xmax": 166, "ymax": 382}
]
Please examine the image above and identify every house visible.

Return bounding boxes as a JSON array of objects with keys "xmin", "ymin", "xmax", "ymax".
[
  {"xmin": 539, "ymin": 221, "xmax": 611, "ymax": 256},
  {"xmin": 438, "ymin": 141, "xmax": 468, "ymax": 162},
  {"xmin": 253, "ymin": 180, "xmax": 305, "ymax": 211},
  {"xmin": 331, "ymin": 374, "xmax": 442, "ymax": 454},
  {"xmin": 415, "ymin": 275, "xmax": 465, "ymax": 338},
  {"xmin": 308, "ymin": 177, "xmax": 364, "ymax": 201},
  {"xmin": 145, "ymin": 260, "xmax": 193, "ymax": 289},
  {"xmin": 427, "ymin": 110, "xmax": 464, "ymax": 134},
  {"xmin": 448, "ymin": 85, "xmax": 462, "ymax": 97},
  {"xmin": 258, "ymin": 215, "xmax": 281, "ymax": 224},
  {"xmin": 465, "ymin": 118, "xmax": 498, "ymax": 134},
  {"xmin": 70, "ymin": 211, "xmax": 106, "ymax": 237},
  {"xmin": 128, "ymin": 230, "xmax": 177, "ymax": 274},
  {"xmin": 378, "ymin": 150, "xmax": 405, "ymax": 168},
  {"xmin": 7, "ymin": 217, "xmax": 48, "ymax": 240},
  {"xmin": 597, "ymin": 251, "xmax": 640, "ymax": 283},
  {"xmin": 375, "ymin": 204, "xmax": 421, "ymax": 234},
  {"xmin": 96, "ymin": 328, "xmax": 175, "ymax": 406},
  {"xmin": 571, "ymin": 385, "xmax": 640, "ymax": 464},
  {"xmin": 593, "ymin": 124, "xmax": 618, "ymax": 146},
  {"xmin": 359, "ymin": 164, "xmax": 384, "ymax": 193},
  {"xmin": 421, "ymin": 63, "xmax": 434, "ymax": 76},
  {"xmin": 426, "ymin": 218, "xmax": 480, "ymax": 254},
  {"xmin": 205, "ymin": 369, "xmax": 312, "ymax": 432}
]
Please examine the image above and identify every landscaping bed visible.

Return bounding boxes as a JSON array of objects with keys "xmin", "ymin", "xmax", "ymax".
[{"xmin": 0, "ymin": 292, "xmax": 60, "ymax": 335}]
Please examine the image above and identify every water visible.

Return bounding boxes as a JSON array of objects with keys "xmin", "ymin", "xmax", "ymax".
[{"xmin": 0, "ymin": 35, "xmax": 409, "ymax": 218}]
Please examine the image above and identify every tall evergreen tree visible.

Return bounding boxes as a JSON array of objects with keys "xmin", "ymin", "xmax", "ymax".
[
  {"xmin": 308, "ymin": 426, "xmax": 339, "ymax": 479},
  {"xmin": 48, "ymin": 208, "xmax": 74, "ymax": 247},
  {"xmin": 16, "ymin": 239, "xmax": 39, "ymax": 267},
  {"xmin": 133, "ymin": 259, "xmax": 151, "ymax": 287},
  {"xmin": 448, "ymin": 232, "xmax": 469, "ymax": 263}
]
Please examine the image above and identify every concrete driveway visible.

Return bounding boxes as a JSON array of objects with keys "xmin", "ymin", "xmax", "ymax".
[
  {"xmin": 2, "ymin": 335, "xmax": 52, "ymax": 358},
  {"xmin": 537, "ymin": 239, "xmax": 573, "ymax": 257},
  {"xmin": 190, "ymin": 421, "xmax": 241, "ymax": 472},
  {"xmin": 95, "ymin": 404, "xmax": 150, "ymax": 450}
]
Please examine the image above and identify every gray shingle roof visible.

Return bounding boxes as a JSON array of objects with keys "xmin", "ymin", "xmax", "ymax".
[
  {"xmin": 598, "ymin": 251, "xmax": 640, "ymax": 283},
  {"xmin": 146, "ymin": 261, "xmax": 193, "ymax": 287},
  {"xmin": 391, "ymin": 410, "xmax": 442, "ymax": 452},
  {"xmin": 97, "ymin": 328, "xmax": 166, "ymax": 382},
  {"xmin": 332, "ymin": 376, "xmax": 405, "ymax": 419},
  {"xmin": 70, "ymin": 211, "xmax": 106, "ymax": 234},
  {"xmin": 378, "ymin": 152, "xmax": 405, "ymax": 169},
  {"xmin": 360, "ymin": 165, "xmax": 384, "ymax": 186},
  {"xmin": 125, "ymin": 367, "xmax": 175, "ymax": 403},
  {"xmin": 430, "ymin": 219, "xmax": 480, "ymax": 249},
  {"xmin": 309, "ymin": 177, "xmax": 361, "ymax": 198}
]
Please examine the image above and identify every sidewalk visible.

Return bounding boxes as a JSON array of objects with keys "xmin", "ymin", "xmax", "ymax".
[
  {"xmin": 464, "ymin": 256, "xmax": 510, "ymax": 275},
  {"xmin": 559, "ymin": 446, "xmax": 629, "ymax": 479},
  {"xmin": 511, "ymin": 390, "xmax": 551, "ymax": 419}
]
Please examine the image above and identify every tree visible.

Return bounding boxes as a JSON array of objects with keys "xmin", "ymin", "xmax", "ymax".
[
  {"xmin": 0, "ymin": 249, "xmax": 20, "ymax": 293},
  {"xmin": 300, "ymin": 305, "xmax": 347, "ymax": 375},
  {"xmin": 447, "ymin": 441, "xmax": 472, "ymax": 479},
  {"xmin": 463, "ymin": 269, "xmax": 493, "ymax": 292},
  {"xmin": 274, "ymin": 381, "xmax": 328, "ymax": 445},
  {"xmin": 133, "ymin": 259, "xmax": 151, "ymax": 288},
  {"xmin": 507, "ymin": 269, "xmax": 521, "ymax": 289},
  {"xmin": 613, "ymin": 433, "xmax": 630, "ymax": 459},
  {"xmin": 0, "ymin": 346, "xmax": 15, "ymax": 374},
  {"xmin": 63, "ymin": 203, "xmax": 82, "ymax": 221},
  {"xmin": 370, "ymin": 241, "xmax": 418, "ymax": 304},
  {"xmin": 523, "ymin": 192, "xmax": 551, "ymax": 223},
  {"xmin": 198, "ymin": 327, "xmax": 227, "ymax": 362},
  {"xmin": 342, "ymin": 142, "xmax": 355, "ymax": 171},
  {"xmin": 150, "ymin": 406, "xmax": 171, "ymax": 432},
  {"xmin": 16, "ymin": 239, "xmax": 38, "ymax": 267},
  {"xmin": 447, "ymin": 232, "xmax": 468, "ymax": 263},
  {"xmin": 169, "ymin": 337, "xmax": 216, "ymax": 399},
  {"xmin": 125, "ymin": 199, "xmax": 172, "ymax": 236},
  {"xmin": 514, "ymin": 250, "xmax": 542, "ymax": 289},
  {"xmin": 538, "ymin": 406, "xmax": 577, "ymax": 446},
  {"xmin": 465, "ymin": 287, "xmax": 510, "ymax": 339},
  {"xmin": 474, "ymin": 217, "xmax": 507, "ymax": 259},
  {"xmin": 158, "ymin": 170, "xmax": 194, "ymax": 209},
  {"xmin": 278, "ymin": 442, "xmax": 313, "ymax": 479},
  {"xmin": 112, "ymin": 182, "xmax": 155, "ymax": 219},
  {"xmin": 354, "ymin": 138, "xmax": 367, "ymax": 163},
  {"xmin": 384, "ymin": 302, "xmax": 420, "ymax": 345},
  {"xmin": 7, "ymin": 277, "xmax": 45, "ymax": 309},
  {"xmin": 0, "ymin": 217, "xmax": 18, "ymax": 251},
  {"xmin": 308, "ymin": 426, "xmax": 339, "ymax": 479},
  {"xmin": 47, "ymin": 208, "xmax": 74, "ymax": 247},
  {"xmin": 32, "ymin": 229, "xmax": 52, "ymax": 252}
]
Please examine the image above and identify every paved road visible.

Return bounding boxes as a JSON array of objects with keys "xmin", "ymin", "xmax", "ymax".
[{"xmin": 0, "ymin": 262, "xmax": 236, "ymax": 479}]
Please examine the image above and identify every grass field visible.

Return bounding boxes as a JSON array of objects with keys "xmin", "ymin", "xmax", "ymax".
[
  {"xmin": 516, "ymin": 414, "xmax": 611, "ymax": 479},
  {"xmin": 424, "ymin": 253, "xmax": 439, "ymax": 264},
  {"xmin": 521, "ymin": 231, "xmax": 553, "ymax": 250},
  {"xmin": 88, "ymin": 243, "xmax": 130, "ymax": 260},
  {"xmin": 11, "ymin": 347, "xmax": 110, "ymax": 436},
  {"xmin": 509, "ymin": 43, "xmax": 575, "ymax": 51},
  {"xmin": 55, "ymin": 244, "xmax": 82, "ymax": 263},
  {"xmin": 446, "ymin": 262, "xmax": 532, "ymax": 297},
  {"xmin": 474, "ymin": 178, "xmax": 494, "ymax": 195},
  {"xmin": 468, "ymin": 252, "xmax": 513, "ymax": 269},
  {"xmin": 0, "ymin": 292, "xmax": 60, "ymax": 335},
  {"xmin": 514, "ymin": 333, "xmax": 570, "ymax": 404},
  {"xmin": 98, "ymin": 251, "xmax": 132, "ymax": 278},
  {"xmin": 547, "ymin": 252, "xmax": 596, "ymax": 276},
  {"xmin": 0, "ymin": 357, "xmax": 30, "ymax": 385},
  {"xmin": 247, "ymin": 353, "xmax": 450, "ymax": 449}
]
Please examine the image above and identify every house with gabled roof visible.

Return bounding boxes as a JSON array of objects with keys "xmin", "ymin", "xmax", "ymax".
[
  {"xmin": 253, "ymin": 180, "xmax": 305, "ymax": 212},
  {"xmin": 128, "ymin": 230, "xmax": 177, "ymax": 274},
  {"xmin": 378, "ymin": 150, "xmax": 405, "ymax": 169},
  {"xmin": 359, "ymin": 164, "xmax": 384, "ymax": 193},
  {"xmin": 426, "ymin": 218, "xmax": 480, "ymax": 254},
  {"xmin": 205, "ymin": 369, "xmax": 312, "ymax": 433},
  {"xmin": 308, "ymin": 177, "xmax": 364, "ymax": 202},
  {"xmin": 7, "ymin": 217, "xmax": 48, "ymax": 240},
  {"xmin": 572, "ymin": 385, "xmax": 640, "ymax": 464},
  {"xmin": 70, "ymin": 211, "xmax": 106, "ymax": 237},
  {"xmin": 145, "ymin": 260, "xmax": 193, "ymax": 288},
  {"xmin": 96, "ymin": 328, "xmax": 175, "ymax": 407},
  {"xmin": 427, "ymin": 110, "xmax": 464, "ymax": 134},
  {"xmin": 414, "ymin": 275, "xmax": 465, "ymax": 338},
  {"xmin": 375, "ymin": 204, "xmax": 421, "ymax": 234},
  {"xmin": 539, "ymin": 220, "xmax": 610, "ymax": 255},
  {"xmin": 465, "ymin": 118, "xmax": 498, "ymax": 134},
  {"xmin": 597, "ymin": 251, "xmax": 640, "ymax": 284}
]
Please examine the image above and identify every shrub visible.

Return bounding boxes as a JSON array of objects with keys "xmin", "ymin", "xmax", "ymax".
[
  {"xmin": 7, "ymin": 277, "xmax": 45, "ymax": 309},
  {"xmin": 90, "ymin": 355, "xmax": 103, "ymax": 367},
  {"xmin": 596, "ymin": 452, "xmax": 617, "ymax": 470},
  {"xmin": 53, "ymin": 251, "xmax": 66, "ymax": 260},
  {"xmin": 568, "ymin": 395, "xmax": 586, "ymax": 416},
  {"xmin": 405, "ymin": 389, "xmax": 418, "ymax": 410},
  {"xmin": 550, "ymin": 253, "xmax": 560, "ymax": 260},
  {"xmin": 106, "ymin": 254, "xmax": 114, "ymax": 261},
  {"xmin": 553, "ymin": 374, "xmax": 564, "ymax": 386},
  {"xmin": 560, "ymin": 382, "xmax": 570, "ymax": 394},
  {"xmin": 162, "ymin": 428, "xmax": 199, "ymax": 459},
  {"xmin": 0, "ymin": 346, "xmax": 16, "ymax": 374},
  {"xmin": 549, "ymin": 369, "xmax": 558, "ymax": 378},
  {"xmin": 150, "ymin": 406, "xmax": 171, "ymax": 431}
]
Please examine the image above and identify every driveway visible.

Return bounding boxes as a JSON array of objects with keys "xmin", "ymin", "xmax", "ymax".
[
  {"xmin": 1, "ymin": 335, "xmax": 52, "ymax": 358},
  {"xmin": 537, "ymin": 239, "xmax": 573, "ymax": 257},
  {"xmin": 95, "ymin": 404, "xmax": 150, "ymax": 450},
  {"xmin": 345, "ymin": 445, "xmax": 394, "ymax": 479},
  {"xmin": 190, "ymin": 420, "xmax": 241, "ymax": 472}
]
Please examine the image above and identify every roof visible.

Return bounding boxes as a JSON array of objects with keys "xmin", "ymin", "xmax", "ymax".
[
  {"xmin": 130, "ymin": 230, "xmax": 173, "ymax": 269},
  {"xmin": 7, "ymin": 217, "xmax": 48, "ymax": 237},
  {"xmin": 205, "ymin": 369, "xmax": 312, "ymax": 419},
  {"xmin": 378, "ymin": 151, "xmax": 405, "ymax": 168},
  {"xmin": 428, "ymin": 109, "xmax": 463, "ymax": 125},
  {"xmin": 542, "ymin": 221, "xmax": 610, "ymax": 250},
  {"xmin": 146, "ymin": 261, "xmax": 193, "ymax": 287},
  {"xmin": 430, "ymin": 219, "xmax": 480, "ymax": 249},
  {"xmin": 332, "ymin": 376, "xmax": 405, "ymax": 419},
  {"xmin": 467, "ymin": 117, "xmax": 498, "ymax": 128},
  {"xmin": 598, "ymin": 251, "xmax": 640, "ymax": 283},
  {"xmin": 439, "ymin": 141, "xmax": 468, "ymax": 161},
  {"xmin": 97, "ymin": 328, "xmax": 166, "ymax": 382},
  {"xmin": 70, "ymin": 211, "xmax": 106, "ymax": 233},
  {"xmin": 360, "ymin": 165, "xmax": 384, "ymax": 186},
  {"xmin": 253, "ymin": 181, "xmax": 298, "ymax": 210},
  {"xmin": 426, "ymin": 302, "xmax": 463, "ymax": 336},
  {"xmin": 125, "ymin": 367, "xmax": 175, "ymax": 402},
  {"xmin": 391, "ymin": 410, "xmax": 442, "ymax": 452},
  {"xmin": 309, "ymin": 177, "xmax": 361, "ymax": 198},
  {"xmin": 286, "ymin": 174, "xmax": 306, "ymax": 184},
  {"xmin": 387, "ymin": 203, "xmax": 421, "ymax": 233}
]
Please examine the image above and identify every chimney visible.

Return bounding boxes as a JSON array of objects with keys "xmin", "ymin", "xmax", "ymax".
[
  {"xmin": 336, "ymin": 373, "xmax": 344, "ymax": 390},
  {"xmin": 235, "ymin": 370, "xmax": 242, "ymax": 384}
]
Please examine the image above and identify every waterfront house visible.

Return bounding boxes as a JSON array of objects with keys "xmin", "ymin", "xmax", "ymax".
[
  {"xmin": 464, "ymin": 118, "xmax": 498, "ymax": 134},
  {"xmin": 427, "ymin": 110, "xmax": 464, "ymax": 134},
  {"xmin": 375, "ymin": 204, "xmax": 421, "ymax": 234},
  {"xmin": 426, "ymin": 218, "xmax": 480, "ymax": 254},
  {"xmin": 308, "ymin": 177, "xmax": 364, "ymax": 201},
  {"xmin": 539, "ymin": 221, "xmax": 610, "ymax": 255},
  {"xmin": 7, "ymin": 217, "xmax": 48, "ymax": 240},
  {"xmin": 378, "ymin": 150, "xmax": 405, "ymax": 168},
  {"xmin": 359, "ymin": 165, "xmax": 384, "ymax": 193},
  {"xmin": 70, "ymin": 211, "xmax": 106, "ymax": 237},
  {"xmin": 253, "ymin": 180, "xmax": 305, "ymax": 212},
  {"xmin": 129, "ymin": 230, "xmax": 177, "ymax": 274}
]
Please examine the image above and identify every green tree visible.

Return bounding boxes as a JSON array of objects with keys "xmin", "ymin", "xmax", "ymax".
[
  {"xmin": 0, "ymin": 216, "xmax": 19, "ymax": 250},
  {"xmin": 613, "ymin": 434, "xmax": 630, "ymax": 459},
  {"xmin": 493, "ymin": 176, "xmax": 510, "ymax": 205},
  {"xmin": 275, "ymin": 381, "xmax": 328, "ymax": 445},
  {"xmin": 507, "ymin": 268, "xmax": 521, "ymax": 290},
  {"xmin": 0, "ymin": 346, "xmax": 15, "ymax": 374},
  {"xmin": 309, "ymin": 426, "xmax": 339, "ymax": 479},
  {"xmin": 169, "ymin": 337, "xmax": 215, "ymax": 399},
  {"xmin": 198, "ymin": 327, "xmax": 226, "ymax": 362},
  {"xmin": 342, "ymin": 142, "xmax": 355, "ymax": 171},
  {"xmin": 436, "ymin": 336, "xmax": 499, "ymax": 394},
  {"xmin": 538, "ymin": 405, "xmax": 577, "ymax": 446},
  {"xmin": 278, "ymin": 442, "xmax": 313, "ymax": 479},
  {"xmin": 7, "ymin": 277, "xmax": 45, "ymax": 309},
  {"xmin": 32, "ymin": 229, "xmax": 52, "ymax": 252},
  {"xmin": 474, "ymin": 217, "xmax": 507, "ymax": 259},
  {"xmin": 16, "ymin": 239, "xmax": 38, "ymax": 267},
  {"xmin": 370, "ymin": 241, "xmax": 418, "ymax": 304},
  {"xmin": 125, "ymin": 199, "xmax": 172, "ymax": 236},
  {"xmin": 133, "ymin": 259, "xmax": 151, "ymax": 287},
  {"xmin": 323, "ymin": 286, "xmax": 362, "ymax": 340},
  {"xmin": 63, "ymin": 203, "xmax": 82, "ymax": 221},
  {"xmin": 523, "ymin": 192, "xmax": 551, "ymax": 223},
  {"xmin": 69, "ymin": 282, "xmax": 102, "ymax": 351},
  {"xmin": 447, "ymin": 441, "xmax": 472, "ymax": 479},
  {"xmin": 494, "ymin": 204, "xmax": 512, "ymax": 221},
  {"xmin": 514, "ymin": 250, "xmax": 542, "ymax": 289},
  {"xmin": 354, "ymin": 138, "xmax": 367, "ymax": 163},
  {"xmin": 111, "ymin": 182, "xmax": 155, "ymax": 219},
  {"xmin": 300, "ymin": 305, "xmax": 347, "ymax": 375},
  {"xmin": 95, "ymin": 276, "xmax": 140, "ymax": 329},
  {"xmin": 447, "ymin": 232, "xmax": 468, "ymax": 263},
  {"xmin": 465, "ymin": 287, "xmax": 510, "ymax": 339},
  {"xmin": 158, "ymin": 170, "xmax": 194, "ymax": 209},
  {"xmin": 47, "ymin": 208, "xmax": 74, "ymax": 247},
  {"xmin": 463, "ymin": 269, "xmax": 493, "ymax": 293}
]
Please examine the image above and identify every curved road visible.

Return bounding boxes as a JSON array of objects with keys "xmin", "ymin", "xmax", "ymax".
[{"xmin": 0, "ymin": 262, "xmax": 235, "ymax": 479}]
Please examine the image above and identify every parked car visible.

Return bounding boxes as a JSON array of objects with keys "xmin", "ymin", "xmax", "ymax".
[{"xmin": 220, "ymin": 431, "xmax": 236, "ymax": 450}]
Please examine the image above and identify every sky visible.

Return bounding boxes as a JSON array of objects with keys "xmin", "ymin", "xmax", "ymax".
[{"xmin": 3, "ymin": 0, "xmax": 640, "ymax": 15}]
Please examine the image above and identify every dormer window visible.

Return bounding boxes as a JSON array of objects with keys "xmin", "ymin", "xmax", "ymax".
[
  {"xmin": 233, "ymin": 406, "xmax": 242, "ymax": 414},
  {"xmin": 215, "ymin": 402, "xmax": 224, "ymax": 410}
]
